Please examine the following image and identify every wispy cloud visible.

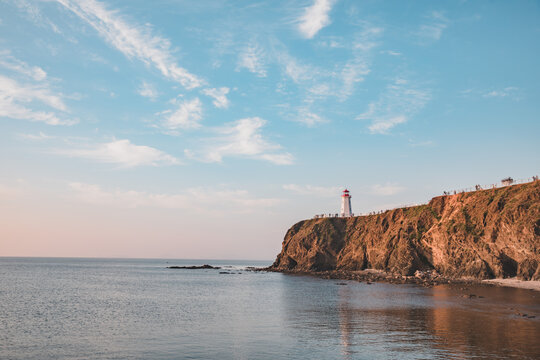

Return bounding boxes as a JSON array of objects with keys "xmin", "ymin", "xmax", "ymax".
[
  {"xmin": 0, "ymin": 51, "xmax": 47, "ymax": 81},
  {"xmin": 277, "ymin": 51, "xmax": 318, "ymax": 84},
  {"xmin": 69, "ymin": 182, "xmax": 282, "ymax": 213},
  {"xmin": 137, "ymin": 81, "xmax": 158, "ymax": 100},
  {"xmin": 418, "ymin": 23, "xmax": 446, "ymax": 42},
  {"xmin": 56, "ymin": 0, "xmax": 202, "ymax": 89},
  {"xmin": 317, "ymin": 36, "xmax": 346, "ymax": 48},
  {"xmin": 294, "ymin": 108, "xmax": 327, "ymax": 127},
  {"xmin": 0, "ymin": 74, "xmax": 64, "ymax": 110},
  {"xmin": 202, "ymin": 87, "xmax": 230, "ymax": 109},
  {"xmin": 381, "ymin": 50, "xmax": 402, "ymax": 56},
  {"xmin": 18, "ymin": 131, "xmax": 54, "ymax": 140},
  {"xmin": 371, "ymin": 183, "xmax": 405, "ymax": 196},
  {"xmin": 352, "ymin": 26, "xmax": 383, "ymax": 52},
  {"xmin": 298, "ymin": 0, "xmax": 336, "ymax": 39},
  {"xmin": 237, "ymin": 43, "xmax": 267, "ymax": 77},
  {"xmin": 460, "ymin": 86, "xmax": 520, "ymax": 100},
  {"xmin": 162, "ymin": 97, "xmax": 203, "ymax": 130},
  {"xmin": 483, "ymin": 87, "xmax": 518, "ymax": 98},
  {"xmin": 415, "ymin": 11, "xmax": 449, "ymax": 43},
  {"xmin": 275, "ymin": 23, "xmax": 381, "ymax": 108},
  {"xmin": 0, "ymin": 74, "xmax": 76, "ymax": 125},
  {"xmin": 282, "ymin": 184, "xmax": 341, "ymax": 197},
  {"xmin": 339, "ymin": 58, "xmax": 370, "ymax": 99},
  {"xmin": 186, "ymin": 117, "xmax": 293, "ymax": 165},
  {"xmin": 13, "ymin": 0, "xmax": 63, "ymax": 35},
  {"xmin": 367, "ymin": 115, "xmax": 407, "ymax": 134},
  {"xmin": 0, "ymin": 181, "xmax": 25, "ymax": 197},
  {"xmin": 283, "ymin": 182, "xmax": 405, "ymax": 198},
  {"xmin": 357, "ymin": 78, "xmax": 431, "ymax": 134},
  {"xmin": 338, "ymin": 26, "xmax": 382, "ymax": 99},
  {"xmin": 57, "ymin": 139, "xmax": 180, "ymax": 167},
  {"xmin": 408, "ymin": 139, "xmax": 434, "ymax": 147}
]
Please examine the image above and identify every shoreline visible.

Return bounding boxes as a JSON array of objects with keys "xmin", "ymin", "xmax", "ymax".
[
  {"xmin": 265, "ymin": 268, "xmax": 540, "ymax": 291},
  {"xmin": 482, "ymin": 278, "xmax": 540, "ymax": 291}
]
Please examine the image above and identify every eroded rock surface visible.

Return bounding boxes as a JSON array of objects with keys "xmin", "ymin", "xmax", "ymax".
[{"xmin": 271, "ymin": 181, "xmax": 540, "ymax": 280}]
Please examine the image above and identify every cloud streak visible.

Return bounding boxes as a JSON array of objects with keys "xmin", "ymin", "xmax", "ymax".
[
  {"xmin": 58, "ymin": 139, "xmax": 180, "ymax": 167},
  {"xmin": 18, "ymin": 131, "xmax": 54, "ymax": 140},
  {"xmin": 202, "ymin": 87, "xmax": 230, "ymax": 109},
  {"xmin": 357, "ymin": 78, "xmax": 431, "ymax": 134},
  {"xmin": 274, "ymin": 23, "xmax": 382, "ymax": 123},
  {"xmin": 415, "ymin": 11, "xmax": 449, "ymax": 43},
  {"xmin": 283, "ymin": 184, "xmax": 341, "ymax": 197},
  {"xmin": 0, "ymin": 51, "xmax": 47, "ymax": 81},
  {"xmin": 237, "ymin": 44, "xmax": 267, "ymax": 77},
  {"xmin": 294, "ymin": 108, "xmax": 327, "ymax": 127},
  {"xmin": 137, "ymin": 81, "xmax": 158, "ymax": 100},
  {"xmin": 298, "ymin": 0, "xmax": 336, "ymax": 39},
  {"xmin": 277, "ymin": 51, "xmax": 319, "ymax": 84},
  {"xmin": 337, "ymin": 26, "xmax": 383, "ymax": 99},
  {"xmin": 0, "ymin": 182, "xmax": 25, "ymax": 197},
  {"xmin": 162, "ymin": 97, "xmax": 203, "ymax": 130},
  {"xmin": 483, "ymin": 87, "xmax": 518, "ymax": 98},
  {"xmin": 57, "ymin": 0, "xmax": 202, "ymax": 89},
  {"xmin": 69, "ymin": 182, "xmax": 282, "ymax": 213},
  {"xmin": 186, "ymin": 117, "xmax": 293, "ymax": 165},
  {"xmin": 0, "ymin": 74, "xmax": 76, "ymax": 125},
  {"xmin": 371, "ymin": 183, "xmax": 405, "ymax": 196}
]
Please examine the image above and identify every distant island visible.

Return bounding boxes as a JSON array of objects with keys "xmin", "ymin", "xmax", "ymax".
[{"xmin": 270, "ymin": 180, "xmax": 540, "ymax": 284}]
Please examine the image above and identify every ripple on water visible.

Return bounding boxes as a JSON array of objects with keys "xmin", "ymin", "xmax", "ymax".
[{"xmin": 0, "ymin": 257, "xmax": 539, "ymax": 360}]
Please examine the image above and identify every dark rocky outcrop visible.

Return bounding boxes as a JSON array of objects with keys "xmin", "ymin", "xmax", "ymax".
[
  {"xmin": 271, "ymin": 181, "xmax": 540, "ymax": 280},
  {"xmin": 167, "ymin": 264, "xmax": 221, "ymax": 269}
]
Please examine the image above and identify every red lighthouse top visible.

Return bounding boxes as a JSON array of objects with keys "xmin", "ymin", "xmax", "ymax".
[{"xmin": 342, "ymin": 189, "xmax": 350, "ymax": 197}]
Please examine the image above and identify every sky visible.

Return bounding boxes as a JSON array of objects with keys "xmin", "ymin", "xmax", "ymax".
[{"xmin": 1, "ymin": 0, "xmax": 539, "ymax": 260}]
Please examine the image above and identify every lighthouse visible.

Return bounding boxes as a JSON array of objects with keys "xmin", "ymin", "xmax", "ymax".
[{"xmin": 340, "ymin": 189, "xmax": 352, "ymax": 217}]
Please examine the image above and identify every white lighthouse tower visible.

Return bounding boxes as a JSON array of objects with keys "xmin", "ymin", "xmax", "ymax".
[{"xmin": 340, "ymin": 189, "xmax": 352, "ymax": 217}]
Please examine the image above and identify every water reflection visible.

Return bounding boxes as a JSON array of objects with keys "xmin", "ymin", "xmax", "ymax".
[
  {"xmin": 426, "ymin": 285, "xmax": 540, "ymax": 359},
  {"xmin": 281, "ymin": 276, "xmax": 540, "ymax": 359},
  {"xmin": 1, "ymin": 258, "xmax": 539, "ymax": 360}
]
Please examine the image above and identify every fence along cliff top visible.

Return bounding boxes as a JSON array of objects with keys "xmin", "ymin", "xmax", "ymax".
[{"xmin": 313, "ymin": 175, "xmax": 539, "ymax": 220}]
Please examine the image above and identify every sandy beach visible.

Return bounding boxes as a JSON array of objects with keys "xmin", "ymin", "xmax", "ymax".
[{"xmin": 483, "ymin": 278, "xmax": 540, "ymax": 291}]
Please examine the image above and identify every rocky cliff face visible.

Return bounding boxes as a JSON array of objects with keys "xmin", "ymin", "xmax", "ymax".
[{"xmin": 271, "ymin": 181, "xmax": 540, "ymax": 280}]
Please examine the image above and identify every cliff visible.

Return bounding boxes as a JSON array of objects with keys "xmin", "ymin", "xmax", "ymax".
[{"xmin": 271, "ymin": 181, "xmax": 540, "ymax": 280}]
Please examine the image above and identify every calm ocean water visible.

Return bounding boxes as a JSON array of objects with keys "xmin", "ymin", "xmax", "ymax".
[{"xmin": 1, "ymin": 257, "xmax": 539, "ymax": 360}]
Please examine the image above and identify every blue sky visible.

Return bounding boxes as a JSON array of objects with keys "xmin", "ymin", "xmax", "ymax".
[{"xmin": 1, "ymin": 0, "xmax": 539, "ymax": 259}]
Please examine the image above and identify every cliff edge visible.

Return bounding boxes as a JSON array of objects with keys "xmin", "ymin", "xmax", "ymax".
[{"xmin": 271, "ymin": 181, "xmax": 540, "ymax": 280}]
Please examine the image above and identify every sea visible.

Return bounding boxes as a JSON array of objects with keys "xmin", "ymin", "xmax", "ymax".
[{"xmin": 1, "ymin": 257, "xmax": 539, "ymax": 360}]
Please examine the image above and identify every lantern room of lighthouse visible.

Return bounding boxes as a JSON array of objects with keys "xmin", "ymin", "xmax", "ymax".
[{"xmin": 340, "ymin": 189, "xmax": 352, "ymax": 217}]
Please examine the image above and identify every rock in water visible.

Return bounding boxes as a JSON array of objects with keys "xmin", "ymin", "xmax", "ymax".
[
  {"xmin": 271, "ymin": 181, "xmax": 540, "ymax": 280},
  {"xmin": 167, "ymin": 264, "xmax": 221, "ymax": 269}
]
